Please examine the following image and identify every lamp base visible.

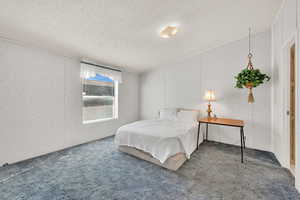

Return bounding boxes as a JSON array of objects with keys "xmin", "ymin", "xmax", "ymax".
[{"xmin": 207, "ymin": 103, "xmax": 212, "ymax": 118}]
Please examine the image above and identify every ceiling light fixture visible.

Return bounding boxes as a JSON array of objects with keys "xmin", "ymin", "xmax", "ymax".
[{"xmin": 159, "ymin": 25, "xmax": 178, "ymax": 38}]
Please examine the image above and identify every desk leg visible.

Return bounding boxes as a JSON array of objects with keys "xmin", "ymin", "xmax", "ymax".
[
  {"xmin": 242, "ymin": 127, "xmax": 245, "ymax": 149},
  {"xmin": 206, "ymin": 123, "xmax": 208, "ymax": 141},
  {"xmin": 240, "ymin": 127, "xmax": 244, "ymax": 163},
  {"xmin": 197, "ymin": 122, "xmax": 200, "ymax": 150}
]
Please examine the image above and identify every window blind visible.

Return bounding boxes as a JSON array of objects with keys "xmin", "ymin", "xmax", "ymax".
[{"xmin": 80, "ymin": 61, "xmax": 122, "ymax": 83}]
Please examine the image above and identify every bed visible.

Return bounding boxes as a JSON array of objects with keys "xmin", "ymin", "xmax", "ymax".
[{"xmin": 114, "ymin": 108, "xmax": 202, "ymax": 171}]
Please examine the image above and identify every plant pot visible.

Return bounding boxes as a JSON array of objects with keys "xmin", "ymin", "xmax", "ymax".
[{"xmin": 245, "ymin": 82, "xmax": 254, "ymax": 89}]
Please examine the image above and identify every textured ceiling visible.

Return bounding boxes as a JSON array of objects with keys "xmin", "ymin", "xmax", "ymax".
[{"xmin": 0, "ymin": 0, "xmax": 282, "ymax": 72}]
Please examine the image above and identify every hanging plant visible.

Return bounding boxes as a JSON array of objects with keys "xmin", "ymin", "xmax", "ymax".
[
  {"xmin": 234, "ymin": 28, "xmax": 270, "ymax": 103},
  {"xmin": 235, "ymin": 68, "xmax": 270, "ymax": 89}
]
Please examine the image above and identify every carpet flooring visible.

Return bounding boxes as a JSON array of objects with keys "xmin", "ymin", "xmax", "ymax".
[{"xmin": 0, "ymin": 137, "xmax": 299, "ymax": 200}]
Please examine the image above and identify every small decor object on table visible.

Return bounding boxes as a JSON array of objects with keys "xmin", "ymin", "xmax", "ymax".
[
  {"xmin": 234, "ymin": 28, "xmax": 270, "ymax": 103},
  {"xmin": 204, "ymin": 90, "xmax": 216, "ymax": 118}
]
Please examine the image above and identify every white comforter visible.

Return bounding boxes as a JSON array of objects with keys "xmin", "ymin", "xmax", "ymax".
[{"xmin": 114, "ymin": 119, "xmax": 202, "ymax": 163}]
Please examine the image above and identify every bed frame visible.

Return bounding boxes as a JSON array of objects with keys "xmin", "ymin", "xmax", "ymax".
[
  {"xmin": 118, "ymin": 108, "xmax": 201, "ymax": 171},
  {"xmin": 118, "ymin": 146, "xmax": 187, "ymax": 171}
]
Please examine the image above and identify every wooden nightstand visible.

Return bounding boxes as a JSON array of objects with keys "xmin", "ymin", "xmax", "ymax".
[{"xmin": 196, "ymin": 117, "xmax": 245, "ymax": 163}]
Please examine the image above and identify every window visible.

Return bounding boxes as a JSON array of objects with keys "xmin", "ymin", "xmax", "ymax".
[{"xmin": 81, "ymin": 62, "xmax": 122, "ymax": 123}]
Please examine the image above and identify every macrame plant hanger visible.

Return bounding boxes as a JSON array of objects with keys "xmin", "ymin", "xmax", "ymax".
[{"xmin": 246, "ymin": 28, "xmax": 254, "ymax": 103}]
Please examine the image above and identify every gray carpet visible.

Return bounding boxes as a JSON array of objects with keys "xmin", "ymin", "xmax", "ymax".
[{"xmin": 0, "ymin": 137, "xmax": 299, "ymax": 200}]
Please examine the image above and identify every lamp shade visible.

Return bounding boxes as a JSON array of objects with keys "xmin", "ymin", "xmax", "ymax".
[{"xmin": 204, "ymin": 90, "xmax": 216, "ymax": 102}]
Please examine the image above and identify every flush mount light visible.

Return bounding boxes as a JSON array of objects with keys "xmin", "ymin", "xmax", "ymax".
[{"xmin": 159, "ymin": 25, "xmax": 178, "ymax": 38}]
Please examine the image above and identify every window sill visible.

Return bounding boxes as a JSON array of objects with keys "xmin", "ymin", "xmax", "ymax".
[{"xmin": 83, "ymin": 117, "xmax": 117, "ymax": 124}]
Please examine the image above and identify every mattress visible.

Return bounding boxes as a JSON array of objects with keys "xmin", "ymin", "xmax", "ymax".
[{"xmin": 114, "ymin": 119, "xmax": 202, "ymax": 163}]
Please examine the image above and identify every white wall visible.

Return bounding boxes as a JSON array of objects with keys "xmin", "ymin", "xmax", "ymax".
[
  {"xmin": 140, "ymin": 31, "xmax": 272, "ymax": 151},
  {"xmin": 0, "ymin": 38, "xmax": 139, "ymax": 165},
  {"xmin": 271, "ymin": 0, "xmax": 300, "ymax": 190},
  {"xmin": 271, "ymin": 0, "xmax": 297, "ymax": 168}
]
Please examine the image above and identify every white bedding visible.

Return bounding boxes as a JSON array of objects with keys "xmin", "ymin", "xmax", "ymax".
[{"xmin": 114, "ymin": 119, "xmax": 202, "ymax": 163}]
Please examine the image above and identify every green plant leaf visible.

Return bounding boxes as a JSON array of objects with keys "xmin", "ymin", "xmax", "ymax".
[{"xmin": 234, "ymin": 68, "xmax": 270, "ymax": 89}]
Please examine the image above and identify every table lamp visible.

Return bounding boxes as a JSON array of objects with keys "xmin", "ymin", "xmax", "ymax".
[{"xmin": 204, "ymin": 90, "xmax": 216, "ymax": 118}]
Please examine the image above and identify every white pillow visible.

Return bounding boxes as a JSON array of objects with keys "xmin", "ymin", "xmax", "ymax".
[
  {"xmin": 159, "ymin": 108, "xmax": 178, "ymax": 120},
  {"xmin": 177, "ymin": 110, "xmax": 199, "ymax": 123}
]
